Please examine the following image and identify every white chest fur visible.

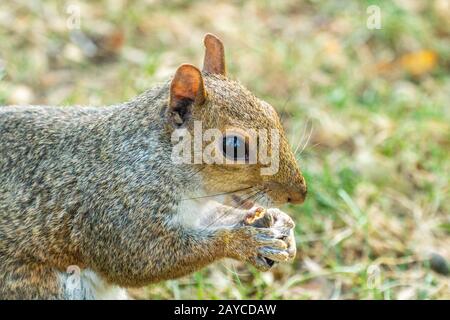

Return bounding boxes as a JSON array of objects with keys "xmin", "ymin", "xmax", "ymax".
[{"xmin": 172, "ymin": 196, "xmax": 226, "ymax": 229}]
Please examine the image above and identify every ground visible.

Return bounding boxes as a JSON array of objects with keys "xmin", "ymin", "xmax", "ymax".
[{"xmin": 0, "ymin": 0, "xmax": 448, "ymax": 299}]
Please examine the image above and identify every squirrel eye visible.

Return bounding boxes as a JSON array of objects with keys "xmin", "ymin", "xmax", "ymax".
[{"xmin": 222, "ymin": 135, "xmax": 248, "ymax": 162}]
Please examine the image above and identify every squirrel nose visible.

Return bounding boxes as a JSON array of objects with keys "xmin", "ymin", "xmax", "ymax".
[
  {"xmin": 286, "ymin": 180, "xmax": 307, "ymax": 204},
  {"xmin": 265, "ymin": 178, "xmax": 307, "ymax": 205},
  {"xmin": 286, "ymin": 188, "xmax": 306, "ymax": 204}
]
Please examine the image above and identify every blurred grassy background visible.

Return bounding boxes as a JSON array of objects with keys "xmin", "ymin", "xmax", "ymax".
[{"xmin": 0, "ymin": 0, "xmax": 449, "ymax": 299}]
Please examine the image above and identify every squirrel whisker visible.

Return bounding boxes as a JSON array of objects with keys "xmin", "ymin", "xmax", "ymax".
[
  {"xmin": 293, "ymin": 118, "xmax": 310, "ymax": 155},
  {"xmin": 201, "ymin": 188, "xmax": 266, "ymax": 232},
  {"xmin": 180, "ymin": 186, "xmax": 254, "ymax": 201},
  {"xmin": 295, "ymin": 119, "xmax": 314, "ymax": 157}
]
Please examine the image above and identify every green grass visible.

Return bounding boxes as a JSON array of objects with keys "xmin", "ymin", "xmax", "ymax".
[{"xmin": 0, "ymin": 0, "xmax": 448, "ymax": 299}]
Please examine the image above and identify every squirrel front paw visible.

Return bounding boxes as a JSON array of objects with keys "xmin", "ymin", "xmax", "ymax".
[
  {"xmin": 225, "ymin": 225, "xmax": 288, "ymax": 271},
  {"xmin": 243, "ymin": 207, "xmax": 296, "ymax": 270},
  {"xmin": 223, "ymin": 207, "xmax": 296, "ymax": 271},
  {"xmin": 264, "ymin": 208, "xmax": 296, "ymax": 262}
]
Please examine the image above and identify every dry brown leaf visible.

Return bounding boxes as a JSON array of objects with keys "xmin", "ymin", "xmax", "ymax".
[{"xmin": 400, "ymin": 50, "xmax": 438, "ymax": 76}]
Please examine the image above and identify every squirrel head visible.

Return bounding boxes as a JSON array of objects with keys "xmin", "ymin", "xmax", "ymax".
[{"xmin": 165, "ymin": 34, "xmax": 306, "ymax": 207}]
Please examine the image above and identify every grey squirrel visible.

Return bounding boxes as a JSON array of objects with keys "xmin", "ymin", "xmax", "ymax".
[{"xmin": 0, "ymin": 34, "xmax": 306, "ymax": 299}]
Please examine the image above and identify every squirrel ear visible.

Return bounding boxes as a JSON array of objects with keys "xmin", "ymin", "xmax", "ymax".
[
  {"xmin": 202, "ymin": 33, "xmax": 226, "ymax": 75},
  {"xmin": 168, "ymin": 64, "xmax": 206, "ymax": 127}
]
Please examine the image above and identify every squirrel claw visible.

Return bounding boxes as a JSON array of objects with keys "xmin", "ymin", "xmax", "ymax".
[
  {"xmin": 258, "ymin": 247, "xmax": 290, "ymax": 262},
  {"xmin": 249, "ymin": 255, "xmax": 275, "ymax": 272}
]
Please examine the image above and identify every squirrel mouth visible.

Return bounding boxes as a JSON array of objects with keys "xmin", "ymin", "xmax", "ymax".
[{"xmin": 231, "ymin": 194, "xmax": 256, "ymax": 209}]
